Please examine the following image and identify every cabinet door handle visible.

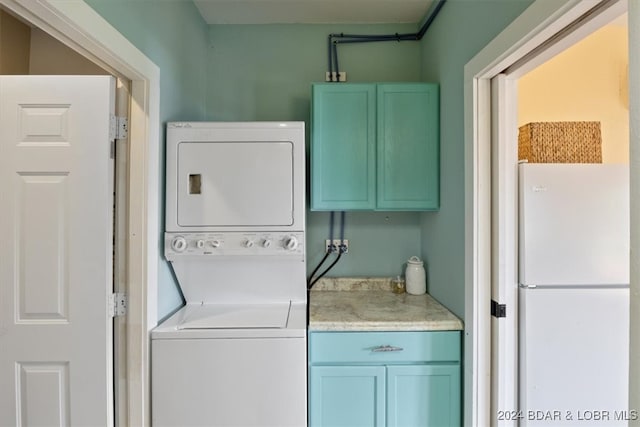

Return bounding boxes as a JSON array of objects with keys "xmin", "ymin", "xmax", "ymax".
[{"xmin": 371, "ymin": 345, "xmax": 404, "ymax": 352}]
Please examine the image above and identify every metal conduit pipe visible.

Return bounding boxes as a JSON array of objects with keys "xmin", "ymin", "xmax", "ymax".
[
  {"xmin": 335, "ymin": 36, "xmax": 418, "ymax": 44},
  {"xmin": 327, "ymin": 0, "xmax": 446, "ymax": 81}
]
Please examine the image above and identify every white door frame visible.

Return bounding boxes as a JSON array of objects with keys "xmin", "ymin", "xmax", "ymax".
[
  {"xmin": 464, "ymin": 0, "xmax": 632, "ymax": 425},
  {"xmin": 0, "ymin": 1, "xmax": 160, "ymax": 426},
  {"xmin": 489, "ymin": 72, "xmax": 519, "ymax": 426}
]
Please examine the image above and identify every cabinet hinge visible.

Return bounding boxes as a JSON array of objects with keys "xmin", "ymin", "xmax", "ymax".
[
  {"xmin": 109, "ymin": 115, "xmax": 129, "ymax": 140},
  {"xmin": 109, "ymin": 292, "xmax": 127, "ymax": 317},
  {"xmin": 491, "ymin": 299, "xmax": 506, "ymax": 318}
]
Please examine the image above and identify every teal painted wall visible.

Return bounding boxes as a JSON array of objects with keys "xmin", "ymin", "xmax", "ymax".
[
  {"xmin": 85, "ymin": 0, "xmax": 209, "ymax": 319},
  {"xmin": 85, "ymin": 0, "xmax": 537, "ymax": 321},
  {"xmin": 418, "ymin": 0, "xmax": 534, "ymax": 318},
  {"xmin": 207, "ymin": 24, "xmax": 421, "ymax": 120},
  {"xmin": 207, "ymin": 24, "xmax": 425, "ymax": 279}
]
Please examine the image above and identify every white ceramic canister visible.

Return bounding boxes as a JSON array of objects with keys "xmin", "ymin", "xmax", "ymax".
[{"xmin": 405, "ymin": 256, "xmax": 426, "ymax": 295}]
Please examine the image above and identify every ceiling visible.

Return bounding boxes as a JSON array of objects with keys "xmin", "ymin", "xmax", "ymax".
[{"xmin": 193, "ymin": 0, "xmax": 436, "ymax": 25}]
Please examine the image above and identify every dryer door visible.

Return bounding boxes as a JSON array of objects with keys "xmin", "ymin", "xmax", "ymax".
[{"xmin": 177, "ymin": 141, "xmax": 294, "ymax": 227}]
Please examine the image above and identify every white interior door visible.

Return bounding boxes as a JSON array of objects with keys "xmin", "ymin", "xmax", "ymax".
[{"xmin": 0, "ymin": 75, "xmax": 116, "ymax": 426}]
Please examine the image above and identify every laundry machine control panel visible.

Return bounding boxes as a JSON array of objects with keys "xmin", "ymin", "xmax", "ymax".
[{"xmin": 165, "ymin": 232, "xmax": 304, "ymax": 259}]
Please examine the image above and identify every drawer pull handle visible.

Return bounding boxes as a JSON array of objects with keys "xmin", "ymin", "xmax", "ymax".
[{"xmin": 371, "ymin": 345, "xmax": 404, "ymax": 353}]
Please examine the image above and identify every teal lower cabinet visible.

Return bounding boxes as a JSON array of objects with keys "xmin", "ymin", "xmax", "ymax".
[
  {"xmin": 310, "ymin": 366, "xmax": 386, "ymax": 427},
  {"xmin": 387, "ymin": 365, "xmax": 460, "ymax": 427},
  {"xmin": 308, "ymin": 331, "xmax": 461, "ymax": 427}
]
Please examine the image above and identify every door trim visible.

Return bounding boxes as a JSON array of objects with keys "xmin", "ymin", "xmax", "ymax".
[
  {"xmin": 463, "ymin": 0, "xmax": 629, "ymax": 425},
  {"xmin": 0, "ymin": 1, "xmax": 160, "ymax": 426},
  {"xmin": 489, "ymin": 73, "xmax": 519, "ymax": 425}
]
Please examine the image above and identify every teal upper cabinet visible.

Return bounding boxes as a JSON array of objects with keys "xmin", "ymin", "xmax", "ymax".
[
  {"xmin": 376, "ymin": 84, "xmax": 439, "ymax": 210},
  {"xmin": 311, "ymin": 83, "xmax": 439, "ymax": 211},
  {"xmin": 311, "ymin": 84, "xmax": 376, "ymax": 210}
]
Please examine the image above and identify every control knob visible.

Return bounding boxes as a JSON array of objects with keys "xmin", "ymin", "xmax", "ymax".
[
  {"xmin": 283, "ymin": 235, "xmax": 299, "ymax": 251},
  {"xmin": 171, "ymin": 236, "xmax": 187, "ymax": 252},
  {"xmin": 244, "ymin": 239, "xmax": 255, "ymax": 248},
  {"xmin": 196, "ymin": 239, "xmax": 205, "ymax": 249},
  {"xmin": 262, "ymin": 238, "xmax": 272, "ymax": 248},
  {"xmin": 210, "ymin": 240, "xmax": 221, "ymax": 248}
]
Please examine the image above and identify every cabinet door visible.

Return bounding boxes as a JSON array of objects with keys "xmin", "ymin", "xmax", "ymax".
[
  {"xmin": 311, "ymin": 84, "xmax": 376, "ymax": 210},
  {"xmin": 377, "ymin": 83, "xmax": 439, "ymax": 210},
  {"xmin": 309, "ymin": 365, "xmax": 386, "ymax": 427},
  {"xmin": 387, "ymin": 364, "xmax": 460, "ymax": 427}
]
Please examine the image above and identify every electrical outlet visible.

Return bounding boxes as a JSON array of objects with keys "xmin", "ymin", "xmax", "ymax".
[
  {"xmin": 325, "ymin": 71, "xmax": 347, "ymax": 82},
  {"xmin": 325, "ymin": 239, "xmax": 349, "ymax": 254}
]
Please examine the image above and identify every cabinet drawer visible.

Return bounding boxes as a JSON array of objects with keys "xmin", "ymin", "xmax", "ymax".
[{"xmin": 309, "ymin": 331, "xmax": 460, "ymax": 364}]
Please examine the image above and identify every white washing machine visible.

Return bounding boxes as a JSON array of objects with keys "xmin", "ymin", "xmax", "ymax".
[{"xmin": 152, "ymin": 122, "xmax": 307, "ymax": 427}]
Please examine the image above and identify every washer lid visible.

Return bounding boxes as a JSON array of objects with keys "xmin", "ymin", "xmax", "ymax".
[{"xmin": 177, "ymin": 302, "xmax": 291, "ymax": 329}]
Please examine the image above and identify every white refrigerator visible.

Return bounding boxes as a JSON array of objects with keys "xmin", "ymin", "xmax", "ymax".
[{"xmin": 518, "ymin": 163, "xmax": 630, "ymax": 426}]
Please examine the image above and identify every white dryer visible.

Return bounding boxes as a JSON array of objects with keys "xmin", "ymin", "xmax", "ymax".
[{"xmin": 152, "ymin": 122, "xmax": 307, "ymax": 427}]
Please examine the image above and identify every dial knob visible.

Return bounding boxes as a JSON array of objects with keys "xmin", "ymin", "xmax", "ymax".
[
  {"xmin": 262, "ymin": 238, "xmax": 272, "ymax": 248},
  {"xmin": 283, "ymin": 236, "xmax": 299, "ymax": 251},
  {"xmin": 244, "ymin": 239, "xmax": 255, "ymax": 248},
  {"xmin": 210, "ymin": 240, "xmax": 221, "ymax": 248},
  {"xmin": 171, "ymin": 236, "xmax": 187, "ymax": 252},
  {"xmin": 196, "ymin": 239, "xmax": 205, "ymax": 249}
]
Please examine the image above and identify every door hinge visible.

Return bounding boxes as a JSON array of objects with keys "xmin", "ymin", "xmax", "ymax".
[
  {"xmin": 491, "ymin": 299, "xmax": 506, "ymax": 318},
  {"xmin": 109, "ymin": 292, "xmax": 127, "ymax": 317},
  {"xmin": 109, "ymin": 115, "xmax": 128, "ymax": 140}
]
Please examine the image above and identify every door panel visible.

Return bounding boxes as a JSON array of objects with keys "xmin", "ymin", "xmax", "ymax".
[
  {"xmin": 311, "ymin": 84, "xmax": 376, "ymax": 210},
  {"xmin": 376, "ymin": 83, "xmax": 439, "ymax": 210},
  {"xmin": 387, "ymin": 364, "xmax": 461, "ymax": 427},
  {"xmin": 17, "ymin": 362, "xmax": 70, "ymax": 426},
  {"xmin": 177, "ymin": 141, "xmax": 294, "ymax": 227},
  {"xmin": 309, "ymin": 365, "xmax": 386, "ymax": 427},
  {"xmin": 16, "ymin": 172, "xmax": 70, "ymax": 322},
  {"xmin": 0, "ymin": 75, "xmax": 115, "ymax": 426}
]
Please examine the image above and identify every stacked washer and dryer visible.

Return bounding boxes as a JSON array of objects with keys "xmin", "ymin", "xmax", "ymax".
[{"xmin": 152, "ymin": 122, "xmax": 307, "ymax": 426}]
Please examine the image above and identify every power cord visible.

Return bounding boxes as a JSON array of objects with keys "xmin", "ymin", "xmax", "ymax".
[{"xmin": 307, "ymin": 211, "xmax": 347, "ymax": 289}]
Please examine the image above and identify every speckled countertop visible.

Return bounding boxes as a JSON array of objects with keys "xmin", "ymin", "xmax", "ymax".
[{"xmin": 309, "ymin": 277, "xmax": 464, "ymax": 331}]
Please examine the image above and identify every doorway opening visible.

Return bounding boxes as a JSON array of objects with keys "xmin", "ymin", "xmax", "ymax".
[
  {"xmin": 464, "ymin": 0, "xmax": 631, "ymax": 424},
  {"xmin": 492, "ymin": 9, "xmax": 629, "ymax": 425},
  {"xmin": 0, "ymin": 6, "xmax": 131, "ymax": 426},
  {"xmin": 0, "ymin": 1, "xmax": 160, "ymax": 425}
]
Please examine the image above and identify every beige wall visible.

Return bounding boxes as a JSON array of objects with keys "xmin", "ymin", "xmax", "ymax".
[
  {"xmin": 0, "ymin": 10, "xmax": 107, "ymax": 76},
  {"xmin": 518, "ymin": 23, "xmax": 629, "ymax": 164},
  {"xmin": 0, "ymin": 10, "xmax": 30, "ymax": 74},
  {"xmin": 29, "ymin": 27, "xmax": 107, "ymax": 75}
]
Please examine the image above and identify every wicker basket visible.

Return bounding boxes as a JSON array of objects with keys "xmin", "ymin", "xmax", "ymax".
[{"xmin": 518, "ymin": 121, "xmax": 602, "ymax": 163}]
